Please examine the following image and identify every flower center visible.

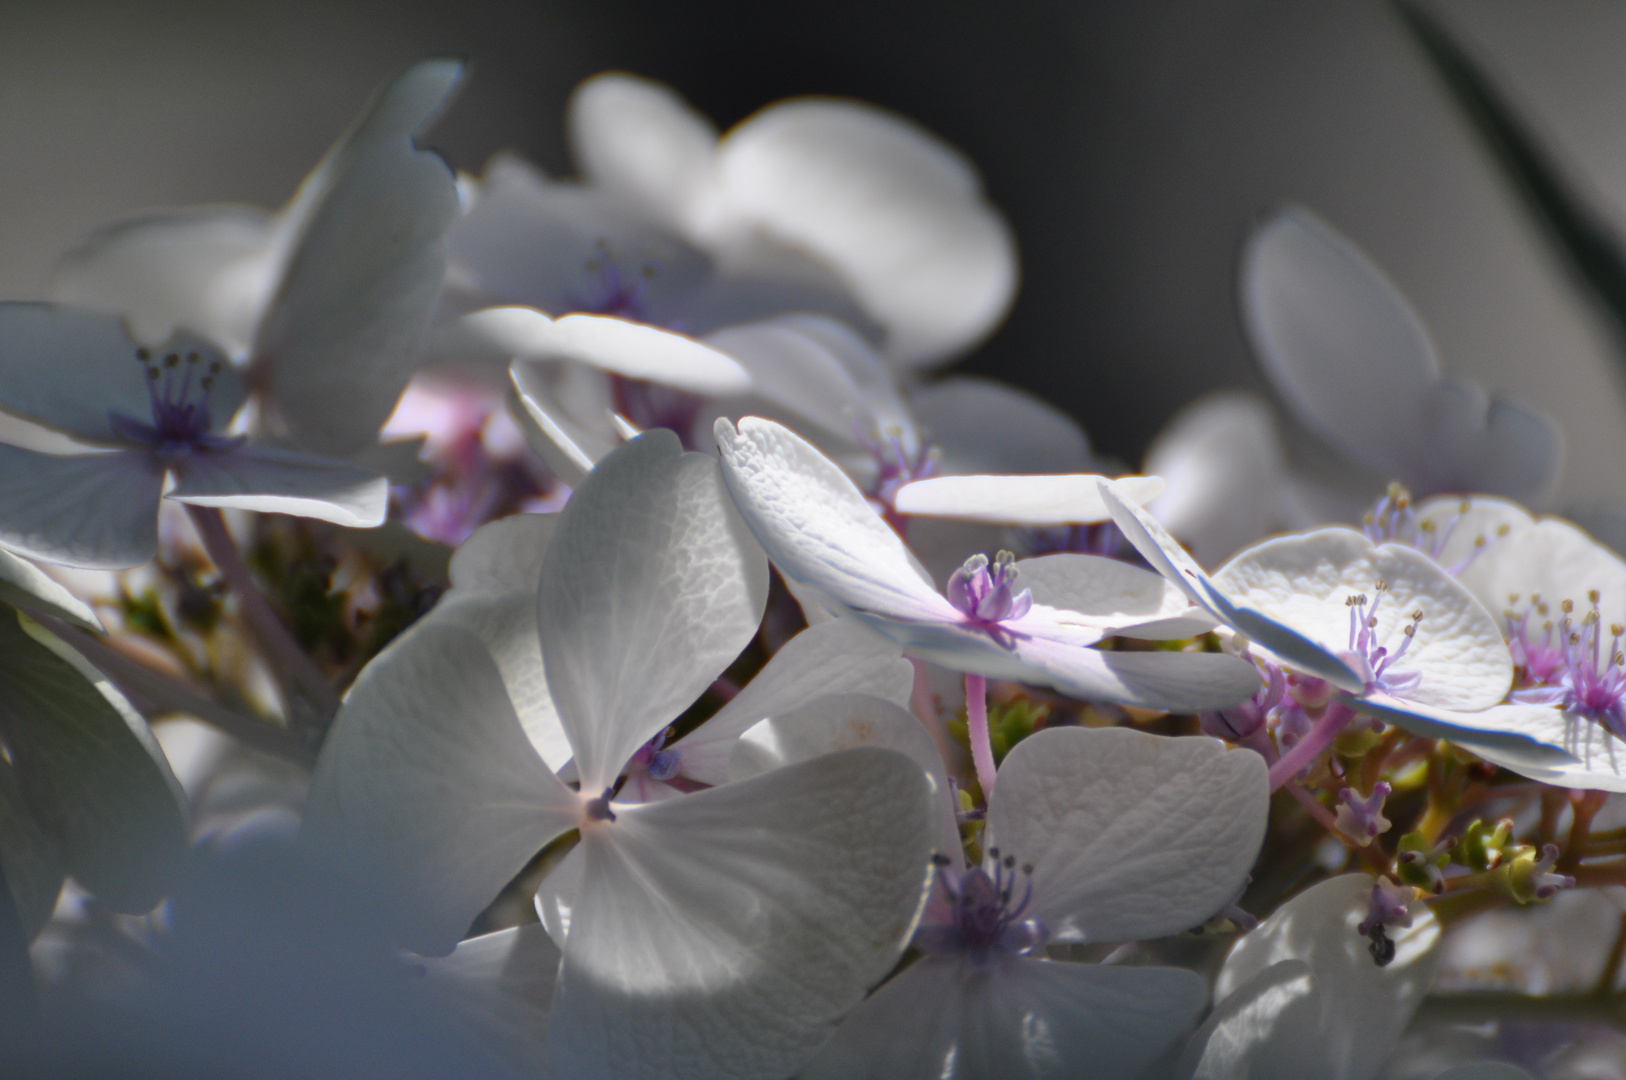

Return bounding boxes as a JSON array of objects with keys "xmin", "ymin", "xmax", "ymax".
[
  {"xmin": 566, "ymin": 239, "xmax": 660, "ymax": 322},
  {"xmin": 110, "ymin": 347, "xmax": 238, "ymax": 456},
  {"xmin": 916, "ymin": 849, "xmax": 1047, "ymax": 968},
  {"xmin": 1360, "ymin": 483, "xmax": 1508, "ymax": 576},
  {"xmin": 947, "ymin": 552, "xmax": 1033, "ymax": 649},
  {"xmin": 855, "ymin": 422, "xmax": 936, "ymax": 532},
  {"xmin": 1509, "ymin": 591, "xmax": 1626, "ymax": 737},
  {"xmin": 1339, "ymin": 582, "xmax": 1423, "ymax": 697}
]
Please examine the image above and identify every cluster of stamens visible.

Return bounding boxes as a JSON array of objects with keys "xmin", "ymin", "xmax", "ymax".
[
  {"xmin": 1508, "ymin": 590, "xmax": 1626, "ymax": 738},
  {"xmin": 110, "ymin": 347, "xmax": 235, "ymax": 456},
  {"xmin": 1360, "ymin": 483, "xmax": 1505, "ymax": 576},
  {"xmin": 568, "ymin": 238, "xmax": 660, "ymax": 321},
  {"xmin": 1341, "ymin": 582, "xmax": 1423, "ymax": 696},
  {"xmin": 916, "ymin": 849, "xmax": 1046, "ymax": 968},
  {"xmin": 856, "ymin": 422, "xmax": 937, "ymax": 528},
  {"xmin": 947, "ymin": 552, "xmax": 1032, "ymax": 649}
]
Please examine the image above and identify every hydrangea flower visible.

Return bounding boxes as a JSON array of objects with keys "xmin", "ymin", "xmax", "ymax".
[
  {"xmin": 49, "ymin": 60, "xmax": 464, "ymax": 458},
  {"xmin": 0, "ymin": 306, "xmax": 385, "ymax": 568},
  {"xmin": 797, "ymin": 725, "xmax": 1269, "ymax": 1080},
  {"xmin": 714, "ymin": 417, "xmax": 1261, "ymax": 711},
  {"xmin": 305, "ymin": 429, "xmax": 940, "ymax": 1080}
]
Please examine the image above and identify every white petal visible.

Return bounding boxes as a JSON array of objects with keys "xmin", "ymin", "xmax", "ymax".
[
  {"xmin": 988, "ymin": 727, "xmax": 1267, "ymax": 942},
  {"xmin": 1183, "ymin": 959, "xmax": 1318, "ymax": 1080},
  {"xmin": 670, "ymin": 615, "xmax": 911, "ymax": 785},
  {"xmin": 1407, "ymin": 702, "xmax": 1626, "ymax": 792},
  {"xmin": 0, "ymin": 304, "xmax": 242, "ymax": 444},
  {"xmin": 567, "ymin": 73, "xmax": 719, "ymax": 236},
  {"xmin": 537, "ymin": 430, "xmax": 768, "ymax": 793},
  {"xmin": 715, "ymin": 417, "xmax": 953, "ymax": 622},
  {"xmin": 1411, "ymin": 494, "xmax": 1535, "ymax": 580},
  {"xmin": 911, "ymin": 377, "xmax": 1092, "ymax": 474},
  {"xmin": 1201, "ymin": 874, "xmax": 1440, "ymax": 1080},
  {"xmin": 803, "ymin": 955, "xmax": 1205, "ymax": 1080},
  {"xmin": 0, "ymin": 548, "xmax": 100, "ymax": 630},
  {"xmin": 0, "ymin": 447, "xmax": 162, "ymax": 569},
  {"xmin": 715, "ymin": 101, "xmax": 1017, "ymax": 368},
  {"xmin": 1017, "ymin": 553, "xmax": 1212, "ymax": 638},
  {"xmin": 729, "ymin": 693, "xmax": 959, "ymax": 855},
  {"xmin": 1240, "ymin": 207, "xmax": 1438, "ymax": 479},
  {"xmin": 1215, "ymin": 529, "xmax": 1512, "ymax": 709},
  {"xmin": 1144, "ymin": 391, "xmax": 1287, "ymax": 568},
  {"xmin": 485, "ymin": 311, "xmax": 748, "ymax": 394},
  {"xmin": 547, "ymin": 747, "xmax": 938, "ymax": 1080},
  {"xmin": 896, "ymin": 474, "xmax": 1163, "ymax": 527},
  {"xmin": 1454, "ymin": 515, "xmax": 1626, "ymax": 629},
  {"xmin": 448, "ymin": 512, "xmax": 559, "ymax": 598},
  {"xmin": 256, "ymin": 88, "xmax": 462, "ymax": 456},
  {"xmin": 304, "ymin": 622, "xmax": 581, "ymax": 956},
  {"xmin": 168, "ymin": 443, "xmax": 387, "ymax": 527},
  {"xmin": 1415, "ymin": 378, "xmax": 1563, "ymax": 505},
  {"xmin": 418, "ymin": 924, "xmax": 561, "ymax": 1080},
  {"xmin": 51, "ymin": 206, "xmax": 282, "ymax": 358},
  {"xmin": 509, "ymin": 361, "xmax": 616, "ymax": 487},
  {"xmin": 1103, "ymin": 478, "xmax": 1366, "ymax": 692}
]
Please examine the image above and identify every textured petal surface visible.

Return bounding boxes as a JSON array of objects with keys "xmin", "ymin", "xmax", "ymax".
[
  {"xmin": 538, "ymin": 430, "xmax": 768, "ymax": 792},
  {"xmin": 0, "ymin": 303, "xmax": 242, "ymax": 443},
  {"xmin": 730, "ymin": 693, "xmax": 959, "ymax": 855},
  {"xmin": 0, "ymin": 447, "xmax": 162, "ymax": 569},
  {"xmin": 1215, "ymin": 529, "xmax": 1511, "ymax": 709},
  {"xmin": 1193, "ymin": 874, "xmax": 1440, "ymax": 1080},
  {"xmin": 0, "ymin": 611, "xmax": 187, "ymax": 913},
  {"xmin": 568, "ymin": 73, "xmax": 718, "ymax": 236},
  {"xmin": 1454, "ymin": 515, "xmax": 1626, "ymax": 627},
  {"xmin": 168, "ymin": 442, "xmax": 388, "ymax": 527},
  {"xmin": 547, "ymin": 747, "xmax": 937, "ymax": 1080},
  {"xmin": 896, "ymin": 474, "xmax": 1163, "ymax": 526},
  {"xmin": 988, "ymin": 727, "xmax": 1268, "ymax": 943},
  {"xmin": 255, "ymin": 65, "xmax": 463, "ymax": 457},
  {"xmin": 670, "ymin": 615, "xmax": 911, "ymax": 785},
  {"xmin": 1144, "ymin": 391, "xmax": 1286, "ymax": 568},
  {"xmin": 716, "ymin": 101, "xmax": 1016, "ymax": 368},
  {"xmin": 448, "ymin": 513, "xmax": 559, "ymax": 598},
  {"xmin": 1241, "ymin": 207, "xmax": 1438, "ymax": 480},
  {"xmin": 51, "ymin": 205, "xmax": 281, "ymax": 358},
  {"xmin": 910, "ymin": 377, "xmax": 1092, "ymax": 474},
  {"xmin": 304, "ymin": 622, "xmax": 581, "ymax": 956},
  {"xmin": 716, "ymin": 417, "xmax": 951, "ymax": 621},
  {"xmin": 802, "ymin": 955, "xmax": 1205, "ymax": 1080},
  {"xmin": 1017, "ymin": 553, "xmax": 1213, "ymax": 639}
]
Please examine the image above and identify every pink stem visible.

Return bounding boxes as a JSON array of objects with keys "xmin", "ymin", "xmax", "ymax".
[
  {"xmin": 1267, "ymin": 701, "xmax": 1354, "ymax": 791},
  {"xmin": 1285, "ymin": 781, "xmax": 1341, "ymax": 833},
  {"xmin": 964, "ymin": 672, "xmax": 997, "ymax": 801}
]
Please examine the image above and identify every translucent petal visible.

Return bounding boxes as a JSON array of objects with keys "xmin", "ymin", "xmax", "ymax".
[
  {"xmin": 1240, "ymin": 206, "xmax": 1438, "ymax": 479},
  {"xmin": 304, "ymin": 622, "xmax": 581, "ymax": 956},
  {"xmin": 448, "ymin": 512, "xmax": 559, "ymax": 597},
  {"xmin": 1411, "ymin": 494, "xmax": 1534, "ymax": 580},
  {"xmin": 168, "ymin": 442, "xmax": 388, "ymax": 527},
  {"xmin": 989, "ymin": 727, "xmax": 1267, "ymax": 942},
  {"xmin": 1408, "ymin": 703, "xmax": 1626, "ymax": 792},
  {"xmin": 484, "ymin": 310, "xmax": 748, "ymax": 394},
  {"xmin": 670, "ymin": 615, "xmax": 911, "ymax": 785},
  {"xmin": 1415, "ymin": 378, "xmax": 1562, "ymax": 505},
  {"xmin": 0, "ymin": 304, "xmax": 242, "ymax": 444},
  {"xmin": 537, "ymin": 431, "xmax": 768, "ymax": 793},
  {"xmin": 1452, "ymin": 515, "xmax": 1626, "ymax": 630},
  {"xmin": 0, "ymin": 548, "xmax": 101, "ymax": 630},
  {"xmin": 418, "ymin": 924, "xmax": 561, "ymax": 1080},
  {"xmin": 910, "ymin": 377, "xmax": 1092, "ymax": 474},
  {"xmin": 730, "ymin": 693, "xmax": 960, "ymax": 855},
  {"xmin": 896, "ymin": 474, "xmax": 1161, "ymax": 527},
  {"xmin": 509, "ymin": 362, "xmax": 615, "ymax": 487},
  {"xmin": 0, "ymin": 447, "xmax": 163, "ymax": 569},
  {"xmin": 1215, "ymin": 529, "xmax": 1512, "ymax": 709},
  {"xmin": 1194, "ymin": 874, "xmax": 1440, "ymax": 1080},
  {"xmin": 803, "ymin": 955, "xmax": 1204, "ymax": 1080},
  {"xmin": 715, "ymin": 417, "xmax": 952, "ymax": 622},
  {"xmin": 716, "ymin": 101, "xmax": 1017, "ymax": 368},
  {"xmin": 1016, "ymin": 553, "xmax": 1213, "ymax": 639},
  {"xmin": 547, "ymin": 747, "xmax": 936, "ymax": 1080}
]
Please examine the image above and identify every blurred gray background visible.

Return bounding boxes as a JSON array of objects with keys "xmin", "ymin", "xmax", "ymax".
[{"xmin": 3, "ymin": 0, "xmax": 1626, "ymax": 505}]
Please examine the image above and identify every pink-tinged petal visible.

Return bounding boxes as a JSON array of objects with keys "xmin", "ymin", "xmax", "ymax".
[
  {"xmin": 537, "ymin": 430, "xmax": 768, "ymax": 793},
  {"xmin": 0, "ymin": 447, "xmax": 163, "ymax": 569},
  {"xmin": 670, "ymin": 616, "xmax": 911, "ymax": 786},
  {"xmin": 715, "ymin": 416, "xmax": 954, "ymax": 622},
  {"xmin": 989, "ymin": 727, "xmax": 1267, "ymax": 943},
  {"xmin": 303, "ymin": 623, "xmax": 581, "ymax": 956},
  {"xmin": 896, "ymin": 474, "xmax": 1162, "ymax": 527},
  {"xmin": 547, "ymin": 747, "xmax": 937, "ymax": 1080},
  {"xmin": 803, "ymin": 954, "xmax": 1204, "ymax": 1080},
  {"xmin": 168, "ymin": 443, "xmax": 387, "ymax": 528},
  {"xmin": 1188, "ymin": 874, "xmax": 1440, "ymax": 1080}
]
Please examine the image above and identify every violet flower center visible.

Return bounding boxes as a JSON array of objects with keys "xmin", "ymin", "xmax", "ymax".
[
  {"xmin": 1509, "ymin": 591, "xmax": 1626, "ymax": 738},
  {"xmin": 109, "ymin": 347, "xmax": 239, "ymax": 457},
  {"xmin": 916, "ymin": 849, "xmax": 1047, "ymax": 968},
  {"xmin": 946, "ymin": 552, "xmax": 1033, "ymax": 649},
  {"xmin": 1340, "ymin": 583, "xmax": 1423, "ymax": 697}
]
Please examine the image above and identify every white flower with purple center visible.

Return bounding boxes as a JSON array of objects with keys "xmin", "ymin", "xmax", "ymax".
[
  {"xmin": 0, "ymin": 305, "xmax": 386, "ymax": 568},
  {"xmin": 305, "ymin": 429, "xmax": 940, "ymax": 1080},
  {"xmin": 795, "ymin": 725, "xmax": 1269, "ymax": 1080}
]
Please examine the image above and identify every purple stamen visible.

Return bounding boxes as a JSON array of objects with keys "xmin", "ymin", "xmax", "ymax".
[
  {"xmin": 565, "ymin": 239, "xmax": 659, "ymax": 322},
  {"xmin": 946, "ymin": 552, "xmax": 1033, "ymax": 650},
  {"xmin": 1362, "ymin": 484, "xmax": 1504, "ymax": 576},
  {"xmin": 1339, "ymin": 584, "xmax": 1423, "ymax": 697},
  {"xmin": 915, "ymin": 850, "xmax": 1048, "ymax": 968},
  {"xmin": 1334, "ymin": 782, "xmax": 1393, "ymax": 846},
  {"xmin": 109, "ymin": 347, "xmax": 240, "ymax": 457},
  {"xmin": 1509, "ymin": 592, "xmax": 1626, "ymax": 739}
]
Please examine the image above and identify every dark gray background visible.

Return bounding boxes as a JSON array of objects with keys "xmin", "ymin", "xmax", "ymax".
[{"xmin": 3, "ymin": 0, "xmax": 1625, "ymax": 503}]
